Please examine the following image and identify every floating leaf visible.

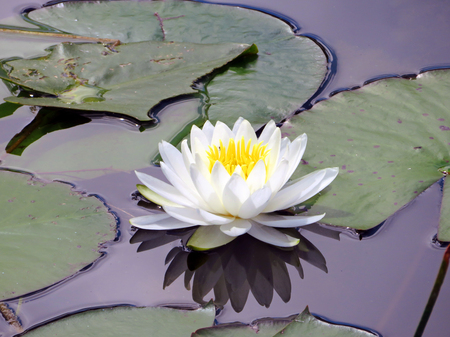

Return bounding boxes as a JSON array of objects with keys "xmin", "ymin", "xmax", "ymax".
[
  {"xmin": 25, "ymin": 303, "xmax": 215, "ymax": 337},
  {"xmin": 5, "ymin": 108, "xmax": 90, "ymax": 156},
  {"xmin": 280, "ymin": 69, "xmax": 450, "ymax": 240},
  {"xmin": 15, "ymin": 0, "xmax": 326, "ymax": 126},
  {"xmin": 0, "ymin": 169, "xmax": 116, "ymax": 300},
  {"xmin": 192, "ymin": 307, "xmax": 375, "ymax": 336},
  {"xmin": 0, "ymin": 97, "xmax": 205, "ymax": 181},
  {"xmin": 1, "ymin": 40, "xmax": 256, "ymax": 121}
]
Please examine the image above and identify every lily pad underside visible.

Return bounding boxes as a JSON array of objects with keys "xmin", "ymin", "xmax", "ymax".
[
  {"xmin": 3, "ymin": 0, "xmax": 326, "ymax": 126},
  {"xmin": 0, "ymin": 169, "xmax": 116, "ymax": 300},
  {"xmin": 281, "ymin": 69, "xmax": 450, "ymax": 241},
  {"xmin": 1, "ymin": 41, "xmax": 256, "ymax": 121}
]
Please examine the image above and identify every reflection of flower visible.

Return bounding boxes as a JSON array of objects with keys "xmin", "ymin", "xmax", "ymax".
[
  {"xmin": 130, "ymin": 117, "xmax": 338, "ymax": 249},
  {"xmin": 130, "ymin": 225, "xmax": 330, "ymax": 312}
]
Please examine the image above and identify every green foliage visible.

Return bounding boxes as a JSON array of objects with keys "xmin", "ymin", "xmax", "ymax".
[
  {"xmin": 282, "ymin": 69, "xmax": 450, "ymax": 240},
  {"xmin": 1, "ymin": 41, "xmax": 256, "ymax": 121},
  {"xmin": 193, "ymin": 307, "xmax": 375, "ymax": 336},
  {"xmin": 17, "ymin": 0, "xmax": 326, "ymax": 126},
  {"xmin": 0, "ymin": 170, "xmax": 116, "ymax": 300},
  {"xmin": 25, "ymin": 303, "xmax": 215, "ymax": 337},
  {"xmin": 0, "ymin": 98, "xmax": 205, "ymax": 181}
]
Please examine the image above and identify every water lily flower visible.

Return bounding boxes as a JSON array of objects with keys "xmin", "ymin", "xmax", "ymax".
[{"xmin": 130, "ymin": 117, "xmax": 338, "ymax": 250}]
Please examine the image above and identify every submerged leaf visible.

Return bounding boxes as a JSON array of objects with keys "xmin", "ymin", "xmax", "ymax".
[
  {"xmin": 5, "ymin": 107, "xmax": 90, "ymax": 156},
  {"xmin": 0, "ymin": 170, "xmax": 116, "ymax": 300},
  {"xmin": 0, "ymin": 97, "xmax": 205, "ymax": 181},
  {"xmin": 281, "ymin": 69, "xmax": 450, "ymax": 240},
  {"xmin": 17, "ymin": 0, "xmax": 326, "ymax": 126},
  {"xmin": 192, "ymin": 307, "xmax": 375, "ymax": 336},
  {"xmin": 25, "ymin": 303, "xmax": 215, "ymax": 336},
  {"xmin": 1, "ymin": 40, "xmax": 256, "ymax": 121},
  {"xmin": 275, "ymin": 307, "xmax": 376, "ymax": 336}
]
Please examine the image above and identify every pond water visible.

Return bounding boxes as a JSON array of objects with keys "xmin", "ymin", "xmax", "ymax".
[{"xmin": 1, "ymin": 0, "xmax": 450, "ymax": 336}]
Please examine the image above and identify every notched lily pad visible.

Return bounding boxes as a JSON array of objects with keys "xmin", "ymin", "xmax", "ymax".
[
  {"xmin": 1, "ymin": 40, "xmax": 256, "ymax": 121},
  {"xmin": 24, "ymin": 303, "xmax": 215, "ymax": 336},
  {"xmin": 14, "ymin": 0, "xmax": 326, "ymax": 126},
  {"xmin": 0, "ymin": 169, "xmax": 116, "ymax": 300},
  {"xmin": 281, "ymin": 69, "xmax": 450, "ymax": 241},
  {"xmin": 193, "ymin": 306, "xmax": 376, "ymax": 336}
]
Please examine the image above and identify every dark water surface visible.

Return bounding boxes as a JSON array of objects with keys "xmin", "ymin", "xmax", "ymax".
[{"xmin": 1, "ymin": 1, "xmax": 450, "ymax": 336}]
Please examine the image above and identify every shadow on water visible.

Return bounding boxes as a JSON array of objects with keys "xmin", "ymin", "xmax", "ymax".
[{"xmin": 131, "ymin": 225, "xmax": 331, "ymax": 313}]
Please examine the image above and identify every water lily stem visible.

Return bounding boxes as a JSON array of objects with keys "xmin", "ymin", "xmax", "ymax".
[{"xmin": 414, "ymin": 244, "xmax": 450, "ymax": 337}]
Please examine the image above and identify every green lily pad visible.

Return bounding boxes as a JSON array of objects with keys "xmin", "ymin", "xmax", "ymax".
[
  {"xmin": 0, "ymin": 97, "xmax": 205, "ymax": 181},
  {"xmin": 280, "ymin": 69, "xmax": 450, "ymax": 240},
  {"xmin": 0, "ymin": 169, "xmax": 116, "ymax": 300},
  {"xmin": 12, "ymin": 0, "xmax": 326, "ymax": 126},
  {"xmin": 25, "ymin": 303, "xmax": 215, "ymax": 337},
  {"xmin": 5, "ymin": 108, "xmax": 91, "ymax": 156},
  {"xmin": 1, "ymin": 40, "xmax": 256, "ymax": 121},
  {"xmin": 193, "ymin": 307, "xmax": 375, "ymax": 336}
]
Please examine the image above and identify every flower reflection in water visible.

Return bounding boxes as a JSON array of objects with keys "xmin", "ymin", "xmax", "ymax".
[{"xmin": 130, "ymin": 221, "xmax": 339, "ymax": 312}]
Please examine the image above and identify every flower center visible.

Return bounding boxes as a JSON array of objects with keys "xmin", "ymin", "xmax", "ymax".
[{"xmin": 206, "ymin": 137, "xmax": 270, "ymax": 179}]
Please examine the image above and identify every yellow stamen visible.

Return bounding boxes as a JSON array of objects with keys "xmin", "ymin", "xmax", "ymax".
[{"xmin": 206, "ymin": 137, "xmax": 270, "ymax": 179}]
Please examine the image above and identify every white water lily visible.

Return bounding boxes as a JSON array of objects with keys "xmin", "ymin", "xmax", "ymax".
[{"xmin": 130, "ymin": 117, "xmax": 338, "ymax": 250}]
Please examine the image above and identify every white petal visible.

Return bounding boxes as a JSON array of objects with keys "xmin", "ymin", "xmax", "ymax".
[
  {"xmin": 258, "ymin": 120, "xmax": 277, "ymax": 144},
  {"xmin": 159, "ymin": 141, "xmax": 194, "ymax": 189},
  {"xmin": 234, "ymin": 119, "xmax": 257, "ymax": 144},
  {"xmin": 252, "ymin": 213, "xmax": 325, "ymax": 228},
  {"xmin": 163, "ymin": 205, "xmax": 208, "ymax": 225},
  {"xmin": 193, "ymin": 137, "xmax": 209, "ymax": 166},
  {"xmin": 129, "ymin": 213, "xmax": 195, "ymax": 230},
  {"xmin": 233, "ymin": 165, "xmax": 245, "ymax": 180},
  {"xmin": 220, "ymin": 218, "xmax": 252, "ymax": 236},
  {"xmin": 190, "ymin": 125, "xmax": 209, "ymax": 155},
  {"xmin": 263, "ymin": 169, "xmax": 326, "ymax": 212},
  {"xmin": 294, "ymin": 167, "xmax": 339, "ymax": 205},
  {"xmin": 264, "ymin": 167, "xmax": 339, "ymax": 212},
  {"xmin": 279, "ymin": 137, "xmax": 290, "ymax": 160},
  {"xmin": 194, "ymin": 152, "xmax": 212, "ymax": 181},
  {"xmin": 238, "ymin": 186, "xmax": 272, "ymax": 219},
  {"xmin": 198, "ymin": 209, "xmax": 235, "ymax": 225},
  {"xmin": 247, "ymin": 222, "xmax": 300, "ymax": 247},
  {"xmin": 232, "ymin": 117, "xmax": 245, "ymax": 134},
  {"xmin": 283, "ymin": 133, "xmax": 307, "ymax": 185},
  {"xmin": 211, "ymin": 121, "xmax": 234, "ymax": 148},
  {"xmin": 190, "ymin": 164, "xmax": 226, "ymax": 214},
  {"xmin": 222, "ymin": 173, "xmax": 250, "ymax": 216},
  {"xmin": 265, "ymin": 159, "xmax": 289, "ymax": 196},
  {"xmin": 266, "ymin": 127, "xmax": 281, "ymax": 178},
  {"xmin": 187, "ymin": 226, "xmax": 236, "ymax": 250},
  {"xmin": 246, "ymin": 159, "xmax": 266, "ymax": 193},
  {"xmin": 135, "ymin": 171, "xmax": 196, "ymax": 208},
  {"xmin": 210, "ymin": 161, "xmax": 231, "ymax": 200},
  {"xmin": 136, "ymin": 184, "xmax": 179, "ymax": 207},
  {"xmin": 181, "ymin": 139, "xmax": 195, "ymax": 169},
  {"xmin": 201, "ymin": 120, "xmax": 215, "ymax": 143},
  {"xmin": 160, "ymin": 162, "xmax": 205, "ymax": 208}
]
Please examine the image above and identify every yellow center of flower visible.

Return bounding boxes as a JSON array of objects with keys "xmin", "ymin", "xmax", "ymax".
[{"xmin": 206, "ymin": 137, "xmax": 270, "ymax": 179}]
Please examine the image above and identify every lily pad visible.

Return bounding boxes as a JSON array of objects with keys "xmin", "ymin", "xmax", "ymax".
[
  {"xmin": 5, "ymin": 108, "xmax": 91, "ymax": 156},
  {"xmin": 12, "ymin": 0, "xmax": 326, "ymax": 126},
  {"xmin": 0, "ymin": 169, "xmax": 116, "ymax": 300},
  {"xmin": 0, "ymin": 97, "xmax": 205, "ymax": 181},
  {"xmin": 192, "ymin": 307, "xmax": 375, "ymax": 336},
  {"xmin": 25, "ymin": 303, "xmax": 215, "ymax": 337},
  {"xmin": 280, "ymin": 69, "xmax": 450, "ymax": 240},
  {"xmin": 1, "ymin": 40, "xmax": 256, "ymax": 121}
]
